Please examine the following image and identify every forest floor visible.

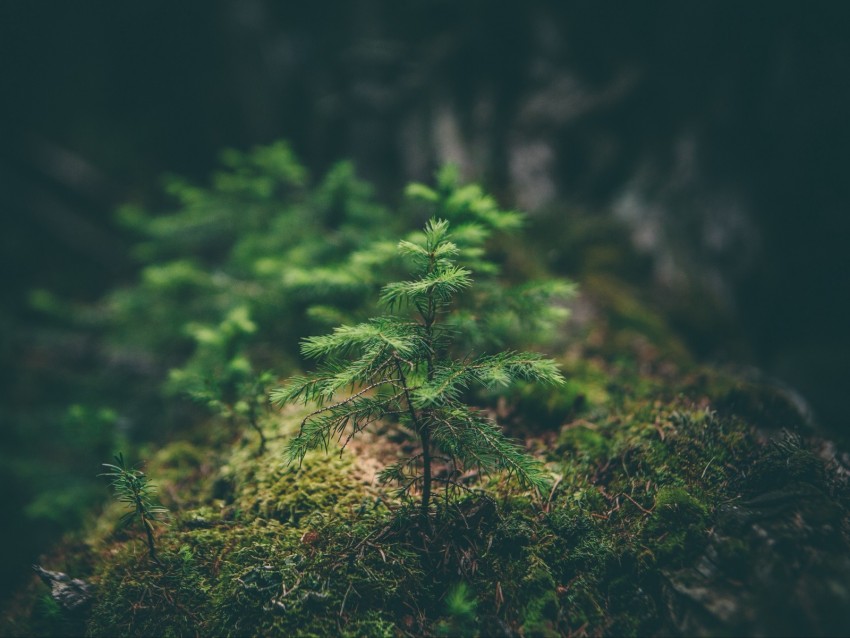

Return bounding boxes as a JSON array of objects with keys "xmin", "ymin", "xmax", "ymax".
[{"xmin": 3, "ymin": 282, "xmax": 850, "ymax": 638}]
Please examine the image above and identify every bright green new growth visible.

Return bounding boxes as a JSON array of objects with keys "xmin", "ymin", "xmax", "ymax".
[
  {"xmin": 167, "ymin": 306, "xmax": 274, "ymax": 453},
  {"xmin": 100, "ymin": 453, "xmax": 168, "ymax": 565},
  {"xmin": 272, "ymin": 218, "xmax": 565, "ymax": 516}
]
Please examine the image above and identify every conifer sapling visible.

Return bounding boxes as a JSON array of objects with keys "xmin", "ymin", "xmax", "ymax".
[
  {"xmin": 100, "ymin": 453, "xmax": 168, "ymax": 565},
  {"xmin": 272, "ymin": 219, "xmax": 565, "ymax": 516}
]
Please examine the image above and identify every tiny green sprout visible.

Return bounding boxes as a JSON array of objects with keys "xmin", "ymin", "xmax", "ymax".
[
  {"xmin": 445, "ymin": 582, "xmax": 477, "ymax": 618},
  {"xmin": 100, "ymin": 453, "xmax": 168, "ymax": 566},
  {"xmin": 436, "ymin": 582, "xmax": 478, "ymax": 636}
]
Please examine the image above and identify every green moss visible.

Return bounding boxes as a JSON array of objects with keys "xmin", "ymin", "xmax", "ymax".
[
  {"xmin": 86, "ymin": 507, "xmax": 418, "ymax": 637},
  {"xmin": 83, "ymin": 420, "xmax": 414, "ymax": 636},
  {"xmin": 150, "ymin": 441, "xmax": 206, "ymax": 476},
  {"xmin": 643, "ymin": 486, "xmax": 709, "ymax": 565},
  {"xmin": 558, "ymin": 424, "xmax": 611, "ymax": 462},
  {"xmin": 8, "ymin": 333, "xmax": 847, "ymax": 638},
  {"xmin": 230, "ymin": 447, "xmax": 369, "ymax": 527},
  {"xmin": 519, "ymin": 566, "xmax": 559, "ymax": 637}
]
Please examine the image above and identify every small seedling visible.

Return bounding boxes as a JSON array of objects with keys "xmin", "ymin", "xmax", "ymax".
[
  {"xmin": 437, "ymin": 583, "xmax": 478, "ymax": 636},
  {"xmin": 273, "ymin": 218, "xmax": 564, "ymax": 518},
  {"xmin": 100, "ymin": 453, "xmax": 168, "ymax": 566},
  {"xmin": 168, "ymin": 307, "xmax": 274, "ymax": 454}
]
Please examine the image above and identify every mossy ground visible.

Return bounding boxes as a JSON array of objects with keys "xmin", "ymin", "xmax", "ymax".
[{"xmin": 3, "ymin": 290, "xmax": 848, "ymax": 637}]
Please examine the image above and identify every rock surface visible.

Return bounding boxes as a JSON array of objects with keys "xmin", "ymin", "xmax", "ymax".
[{"xmin": 32, "ymin": 565, "xmax": 93, "ymax": 614}]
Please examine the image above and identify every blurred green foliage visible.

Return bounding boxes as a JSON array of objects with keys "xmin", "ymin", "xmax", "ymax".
[
  {"xmin": 107, "ymin": 142, "xmax": 573, "ymax": 442},
  {"xmin": 4, "ymin": 142, "xmax": 573, "ymax": 599}
]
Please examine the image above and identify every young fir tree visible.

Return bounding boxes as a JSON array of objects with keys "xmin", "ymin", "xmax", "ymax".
[
  {"xmin": 100, "ymin": 453, "xmax": 168, "ymax": 565},
  {"xmin": 167, "ymin": 305, "xmax": 273, "ymax": 453},
  {"xmin": 272, "ymin": 219, "xmax": 565, "ymax": 517}
]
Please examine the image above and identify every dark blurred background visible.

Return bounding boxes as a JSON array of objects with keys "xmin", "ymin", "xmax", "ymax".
[{"xmin": 1, "ymin": 0, "xmax": 849, "ymax": 602}]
